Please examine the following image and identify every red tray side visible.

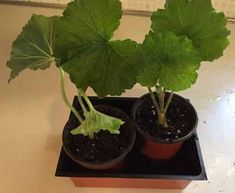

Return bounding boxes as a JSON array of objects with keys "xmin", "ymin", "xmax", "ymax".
[{"xmin": 71, "ymin": 177, "xmax": 191, "ymax": 189}]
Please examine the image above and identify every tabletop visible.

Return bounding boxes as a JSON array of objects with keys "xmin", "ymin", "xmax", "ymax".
[{"xmin": 0, "ymin": 3, "xmax": 235, "ymax": 193}]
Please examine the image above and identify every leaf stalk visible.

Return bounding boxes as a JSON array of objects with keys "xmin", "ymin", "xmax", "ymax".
[
  {"xmin": 59, "ymin": 67, "xmax": 83, "ymax": 123},
  {"xmin": 77, "ymin": 91, "xmax": 88, "ymax": 116},
  {"xmin": 148, "ymin": 85, "xmax": 174, "ymax": 128},
  {"xmin": 148, "ymin": 87, "xmax": 160, "ymax": 114},
  {"xmin": 164, "ymin": 92, "xmax": 174, "ymax": 113},
  {"xmin": 78, "ymin": 89, "xmax": 95, "ymax": 111}
]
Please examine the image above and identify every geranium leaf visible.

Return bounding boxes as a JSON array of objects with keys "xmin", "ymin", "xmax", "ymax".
[
  {"xmin": 55, "ymin": 0, "xmax": 143, "ymax": 97},
  {"xmin": 7, "ymin": 15, "xmax": 58, "ymax": 81},
  {"xmin": 71, "ymin": 108, "xmax": 124, "ymax": 135},
  {"xmin": 138, "ymin": 31, "xmax": 200, "ymax": 91},
  {"xmin": 151, "ymin": 0, "xmax": 230, "ymax": 62}
]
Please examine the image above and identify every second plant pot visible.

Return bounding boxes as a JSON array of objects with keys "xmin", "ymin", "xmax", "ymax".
[
  {"xmin": 132, "ymin": 93, "xmax": 198, "ymax": 160},
  {"xmin": 63, "ymin": 105, "xmax": 136, "ymax": 170}
]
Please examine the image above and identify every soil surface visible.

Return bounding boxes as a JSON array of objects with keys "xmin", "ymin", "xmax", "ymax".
[
  {"xmin": 135, "ymin": 96, "xmax": 195, "ymax": 142},
  {"xmin": 65, "ymin": 106, "xmax": 132, "ymax": 163}
]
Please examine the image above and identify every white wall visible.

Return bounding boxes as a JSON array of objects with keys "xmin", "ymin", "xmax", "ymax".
[{"xmin": 12, "ymin": 0, "xmax": 235, "ymax": 18}]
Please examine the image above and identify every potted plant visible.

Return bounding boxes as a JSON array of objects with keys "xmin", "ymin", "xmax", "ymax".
[
  {"xmin": 7, "ymin": 0, "xmax": 144, "ymax": 170},
  {"xmin": 7, "ymin": 0, "xmax": 219, "ymax": 189},
  {"xmin": 132, "ymin": 0, "xmax": 230, "ymax": 160}
]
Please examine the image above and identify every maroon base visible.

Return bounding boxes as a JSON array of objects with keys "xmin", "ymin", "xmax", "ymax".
[{"xmin": 71, "ymin": 177, "xmax": 191, "ymax": 189}]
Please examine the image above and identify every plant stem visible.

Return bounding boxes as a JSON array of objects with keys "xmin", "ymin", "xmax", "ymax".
[
  {"xmin": 159, "ymin": 112, "xmax": 167, "ymax": 127},
  {"xmin": 159, "ymin": 88, "xmax": 165, "ymax": 112},
  {"xmin": 155, "ymin": 85, "xmax": 161, "ymax": 96},
  {"xmin": 77, "ymin": 91, "xmax": 88, "ymax": 116},
  {"xmin": 148, "ymin": 87, "xmax": 160, "ymax": 114},
  {"xmin": 155, "ymin": 86, "xmax": 167, "ymax": 127},
  {"xmin": 77, "ymin": 89, "xmax": 95, "ymax": 140},
  {"xmin": 59, "ymin": 67, "xmax": 83, "ymax": 123},
  {"xmin": 88, "ymin": 132, "xmax": 95, "ymax": 140},
  {"xmin": 164, "ymin": 92, "xmax": 174, "ymax": 113},
  {"xmin": 78, "ymin": 89, "xmax": 95, "ymax": 111}
]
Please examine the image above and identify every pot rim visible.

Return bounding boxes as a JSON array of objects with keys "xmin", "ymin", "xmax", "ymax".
[
  {"xmin": 131, "ymin": 92, "xmax": 198, "ymax": 144},
  {"xmin": 62, "ymin": 105, "xmax": 136, "ymax": 168}
]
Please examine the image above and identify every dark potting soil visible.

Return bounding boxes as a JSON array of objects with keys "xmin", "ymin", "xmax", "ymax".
[
  {"xmin": 65, "ymin": 106, "xmax": 132, "ymax": 163},
  {"xmin": 135, "ymin": 96, "xmax": 194, "ymax": 142}
]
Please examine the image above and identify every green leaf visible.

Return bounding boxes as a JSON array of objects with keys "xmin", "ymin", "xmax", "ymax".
[
  {"xmin": 70, "ymin": 108, "xmax": 124, "ymax": 136},
  {"xmin": 138, "ymin": 31, "xmax": 200, "ymax": 91},
  {"xmin": 151, "ymin": 0, "xmax": 230, "ymax": 62},
  {"xmin": 55, "ymin": 0, "xmax": 143, "ymax": 97},
  {"xmin": 7, "ymin": 15, "xmax": 59, "ymax": 81}
]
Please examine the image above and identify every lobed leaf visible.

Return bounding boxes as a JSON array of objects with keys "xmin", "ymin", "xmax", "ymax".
[
  {"xmin": 7, "ymin": 15, "xmax": 58, "ymax": 81},
  {"xmin": 151, "ymin": 0, "xmax": 230, "ymax": 62},
  {"xmin": 55, "ymin": 0, "xmax": 143, "ymax": 97},
  {"xmin": 138, "ymin": 31, "xmax": 200, "ymax": 91}
]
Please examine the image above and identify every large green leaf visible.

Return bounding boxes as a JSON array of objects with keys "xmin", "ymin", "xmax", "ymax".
[
  {"xmin": 7, "ymin": 15, "xmax": 58, "ymax": 81},
  {"xmin": 151, "ymin": 0, "xmax": 230, "ymax": 62},
  {"xmin": 138, "ymin": 31, "xmax": 200, "ymax": 91},
  {"xmin": 55, "ymin": 0, "xmax": 143, "ymax": 97}
]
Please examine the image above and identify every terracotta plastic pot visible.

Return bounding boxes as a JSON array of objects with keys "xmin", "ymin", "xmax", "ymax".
[
  {"xmin": 132, "ymin": 93, "xmax": 198, "ymax": 160},
  {"xmin": 62, "ymin": 105, "xmax": 136, "ymax": 170},
  {"xmin": 56, "ymin": 96, "xmax": 207, "ymax": 189}
]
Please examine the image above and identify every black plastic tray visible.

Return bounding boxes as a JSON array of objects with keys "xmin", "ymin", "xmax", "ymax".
[{"xmin": 55, "ymin": 96, "xmax": 207, "ymax": 182}]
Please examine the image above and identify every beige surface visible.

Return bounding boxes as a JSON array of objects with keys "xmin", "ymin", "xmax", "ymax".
[{"xmin": 0, "ymin": 4, "xmax": 235, "ymax": 193}]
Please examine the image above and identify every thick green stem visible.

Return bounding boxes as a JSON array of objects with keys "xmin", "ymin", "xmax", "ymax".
[
  {"xmin": 88, "ymin": 132, "xmax": 95, "ymax": 140},
  {"xmin": 155, "ymin": 85, "xmax": 161, "ymax": 96},
  {"xmin": 78, "ymin": 89, "xmax": 95, "ymax": 111},
  {"xmin": 155, "ymin": 86, "xmax": 167, "ymax": 127},
  {"xmin": 159, "ymin": 112, "xmax": 166, "ymax": 126},
  {"xmin": 164, "ymin": 92, "xmax": 174, "ymax": 113},
  {"xmin": 77, "ymin": 92, "xmax": 88, "ymax": 116},
  {"xmin": 148, "ymin": 87, "xmax": 160, "ymax": 114},
  {"xmin": 59, "ymin": 67, "xmax": 83, "ymax": 123},
  {"xmin": 77, "ymin": 89, "xmax": 95, "ymax": 140}
]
